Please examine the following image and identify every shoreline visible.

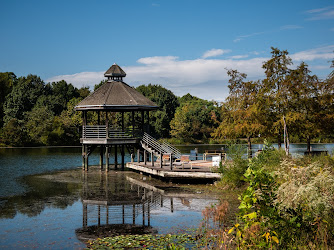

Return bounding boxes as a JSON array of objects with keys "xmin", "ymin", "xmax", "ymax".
[{"xmin": 1, "ymin": 142, "xmax": 334, "ymax": 149}]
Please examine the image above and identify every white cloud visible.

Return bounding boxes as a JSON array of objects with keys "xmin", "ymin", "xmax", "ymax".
[
  {"xmin": 306, "ymin": 6, "xmax": 334, "ymax": 20},
  {"xmin": 233, "ymin": 31, "xmax": 265, "ymax": 42},
  {"xmin": 46, "ymin": 46, "xmax": 334, "ymax": 101},
  {"xmin": 229, "ymin": 55, "xmax": 249, "ymax": 59},
  {"xmin": 46, "ymin": 71, "xmax": 104, "ymax": 87},
  {"xmin": 290, "ymin": 45, "xmax": 334, "ymax": 61},
  {"xmin": 202, "ymin": 49, "xmax": 231, "ymax": 59}
]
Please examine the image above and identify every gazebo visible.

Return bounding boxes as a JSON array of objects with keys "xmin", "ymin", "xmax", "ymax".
[{"xmin": 75, "ymin": 64, "xmax": 159, "ymax": 170}]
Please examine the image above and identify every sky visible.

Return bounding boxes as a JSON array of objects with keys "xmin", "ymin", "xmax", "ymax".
[{"xmin": 1, "ymin": 0, "xmax": 333, "ymax": 101}]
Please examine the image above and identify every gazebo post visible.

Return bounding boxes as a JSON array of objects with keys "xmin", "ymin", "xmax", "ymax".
[
  {"xmin": 121, "ymin": 145, "xmax": 125, "ymax": 169},
  {"xmin": 100, "ymin": 146, "xmax": 104, "ymax": 170},
  {"xmin": 115, "ymin": 145, "xmax": 118, "ymax": 169},
  {"xmin": 132, "ymin": 111, "xmax": 135, "ymax": 137},
  {"xmin": 82, "ymin": 145, "xmax": 85, "ymax": 170},
  {"xmin": 105, "ymin": 146, "xmax": 109, "ymax": 171},
  {"xmin": 141, "ymin": 111, "xmax": 144, "ymax": 134},
  {"xmin": 146, "ymin": 111, "xmax": 150, "ymax": 134}
]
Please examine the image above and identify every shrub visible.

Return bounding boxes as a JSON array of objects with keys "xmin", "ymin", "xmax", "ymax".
[{"xmin": 218, "ymin": 144, "xmax": 248, "ymax": 188}]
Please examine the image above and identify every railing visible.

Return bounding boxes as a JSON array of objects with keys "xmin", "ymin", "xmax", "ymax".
[
  {"xmin": 162, "ymin": 141, "xmax": 181, "ymax": 159},
  {"xmin": 82, "ymin": 125, "xmax": 142, "ymax": 139},
  {"xmin": 142, "ymin": 132, "xmax": 164, "ymax": 154},
  {"xmin": 83, "ymin": 125, "xmax": 107, "ymax": 139},
  {"xmin": 141, "ymin": 132, "xmax": 181, "ymax": 158}
]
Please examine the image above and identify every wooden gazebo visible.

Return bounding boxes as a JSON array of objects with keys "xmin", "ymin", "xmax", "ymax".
[{"xmin": 75, "ymin": 64, "xmax": 159, "ymax": 170}]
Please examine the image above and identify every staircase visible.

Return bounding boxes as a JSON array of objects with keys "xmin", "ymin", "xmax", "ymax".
[{"xmin": 140, "ymin": 132, "xmax": 181, "ymax": 160}]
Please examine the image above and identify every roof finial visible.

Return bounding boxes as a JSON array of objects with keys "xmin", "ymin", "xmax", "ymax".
[{"xmin": 104, "ymin": 64, "xmax": 126, "ymax": 82}]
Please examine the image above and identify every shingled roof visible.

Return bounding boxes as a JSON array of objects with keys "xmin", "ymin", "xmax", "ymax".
[
  {"xmin": 104, "ymin": 64, "xmax": 126, "ymax": 78},
  {"xmin": 75, "ymin": 65, "xmax": 158, "ymax": 111}
]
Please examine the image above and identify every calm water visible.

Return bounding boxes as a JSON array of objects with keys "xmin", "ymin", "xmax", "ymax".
[
  {"xmin": 0, "ymin": 147, "xmax": 218, "ymax": 249},
  {"xmin": 0, "ymin": 144, "xmax": 332, "ymax": 249}
]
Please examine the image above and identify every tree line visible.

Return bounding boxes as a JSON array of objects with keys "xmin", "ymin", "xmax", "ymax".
[{"xmin": 0, "ymin": 47, "xmax": 333, "ymax": 148}]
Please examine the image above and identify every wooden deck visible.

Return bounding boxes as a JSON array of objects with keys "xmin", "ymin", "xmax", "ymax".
[{"xmin": 126, "ymin": 160, "xmax": 221, "ymax": 180}]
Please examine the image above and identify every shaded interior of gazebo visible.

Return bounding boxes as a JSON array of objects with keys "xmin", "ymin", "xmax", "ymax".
[{"xmin": 75, "ymin": 64, "xmax": 159, "ymax": 170}]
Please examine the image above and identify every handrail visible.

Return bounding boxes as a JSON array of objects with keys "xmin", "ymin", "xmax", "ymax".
[
  {"xmin": 141, "ymin": 132, "xmax": 181, "ymax": 159},
  {"xmin": 162, "ymin": 141, "xmax": 181, "ymax": 158},
  {"xmin": 142, "ymin": 132, "xmax": 165, "ymax": 154}
]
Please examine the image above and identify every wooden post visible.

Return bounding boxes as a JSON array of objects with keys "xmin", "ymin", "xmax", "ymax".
[
  {"xmin": 85, "ymin": 145, "xmax": 89, "ymax": 171},
  {"xmin": 105, "ymin": 146, "xmax": 109, "ymax": 171},
  {"xmin": 133, "ymin": 204, "xmax": 136, "ymax": 224},
  {"xmin": 106, "ymin": 111, "xmax": 109, "ymax": 138},
  {"xmin": 121, "ymin": 145, "xmax": 125, "ymax": 169},
  {"xmin": 121, "ymin": 112, "xmax": 124, "ymax": 131},
  {"xmin": 82, "ymin": 145, "xmax": 85, "ymax": 170},
  {"xmin": 169, "ymin": 153, "xmax": 173, "ymax": 170},
  {"xmin": 160, "ymin": 152, "xmax": 163, "ymax": 168},
  {"xmin": 132, "ymin": 111, "xmax": 135, "ymax": 137},
  {"xmin": 146, "ymin": 111, "xmax": 150, "ymax": 134},
  {"xmin": 151, "ymin": 151, "xmax": 154, "ymax": 167},
  {"xmin": 100, "ymin": 146, "xmax": 103, "ymax": 170},
  {"xmin": 137, "ymin": 149, "xmax": 140, "ymax": 163},
  {"xmin": 141, "ymin": 110, "xmax": 144, "ymax": 134},
  {"xmin": 144, "ymin": 150, "xmax": 147, "ymax": 165},
  {"xmin": 114, "ymin": 145, "xmax": 118, "ymax": 169}
]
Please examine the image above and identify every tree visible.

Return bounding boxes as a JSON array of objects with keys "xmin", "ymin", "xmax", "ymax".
[
  {"xmin": 261, "ymin": 47, "xmax": 292, "ymax": 148},
  {"xmin": 0, "ymin": 72, "xmax": 16, "ymax": 126},
  {"xmin": 3, "ymin": 74, "xmax": 45, "ymax": 124},
  {"xmin": 283, "ymin": 62, "xmax": 320, "ymax": 152},
  {"xmin": 213, "ymin": 70, "xmax": 264, "ymax": 157},
  {"xmin": 136, "ymin": 84, "xmax": 179, "ymax": 138},
  {"xmin": 170, "ymin": 96, "xmax": 219, "ymax": 142}
]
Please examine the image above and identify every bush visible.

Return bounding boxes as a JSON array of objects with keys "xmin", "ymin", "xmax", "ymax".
[{"xmin": 218, "ymin": 144, "xmax": 248, "ymax": 188}]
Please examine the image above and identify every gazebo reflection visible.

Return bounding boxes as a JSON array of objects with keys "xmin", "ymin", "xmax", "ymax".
[{"xmin": 76, "ymin": 172, "xmax": 176, "ymax": 242}]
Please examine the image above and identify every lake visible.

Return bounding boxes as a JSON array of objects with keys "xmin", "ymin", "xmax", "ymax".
[
  {"xmin": 0, "ymin": 147, "xmax": 219, "ymax": 249},
  {"xmin": 0, "ymin": 144, "xmax": 333, "ymax": 249}
]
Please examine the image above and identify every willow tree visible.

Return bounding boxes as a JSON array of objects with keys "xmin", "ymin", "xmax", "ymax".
[
  {"xmin": 213, "ymin": 69, "xmax": 264, "ymax": 158},
  {"xmin": 261, "ymin": 47, "xmax": 292, "ymax": 148}
]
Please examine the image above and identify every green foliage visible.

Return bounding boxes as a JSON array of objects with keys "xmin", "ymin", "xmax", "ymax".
[
  {"xmin": 227, "ymin": 143, "xmax": 334, "ymax": 249},
  {"xmin": 88, "ymin": 234, "xmax": 197, "ymax": 249},
  {"xmin": 3, "ymin": 74, "xmax": 46, "ymax": 123},
  {"xmin": 136, "ymin": 84, "xmax": 179, "ymax": 138},
  {"xmin": 0, "ymin": 72, "xmax": 16, "ymax": 126},
  {"xmin": 218, "ymin": 144, "xmax": 248, "ymax": 188},
  {"xmin": 170, "ymin": 95, "xmax": 219, "ymax": 142}
]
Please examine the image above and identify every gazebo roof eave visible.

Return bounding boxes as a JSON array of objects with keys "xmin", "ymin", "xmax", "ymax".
[{"xmin": 74, "ymin": 104, "xmax": 159, "ymax": 111}]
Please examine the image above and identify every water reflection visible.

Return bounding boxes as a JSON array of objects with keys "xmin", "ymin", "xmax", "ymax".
[
  {"xmin": 76, "ymin": 171, "xmax": 207, "ymax": 242},
  {"xmin": 0, "ymin": 168, "xmax": 218, "ymax": 248}
]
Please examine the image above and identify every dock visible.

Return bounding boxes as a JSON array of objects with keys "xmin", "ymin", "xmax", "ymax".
[{"xmin": 126, "ymin": 160, "xmax": 221, "ymax": 181}]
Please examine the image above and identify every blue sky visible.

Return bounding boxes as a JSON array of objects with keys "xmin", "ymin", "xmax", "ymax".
[{"xmin": 1, "ymin": 0, "xmax": 333, "ymax": 101}]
